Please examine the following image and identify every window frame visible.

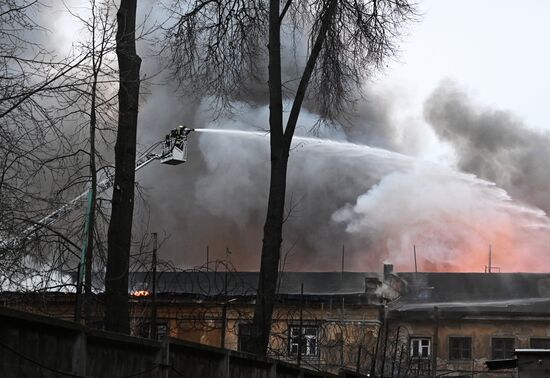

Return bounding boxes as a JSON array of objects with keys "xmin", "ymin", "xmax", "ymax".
[
  {"xmin": 448, "ymin": 336, "xmax": 472, "ymax": 361},
  {"xmin": 288, "ymin": 325, "xmax": 319, "ymax": 358},
  {"xmin": 491, "ymin": 337, "xmax": 515, "ymax": 360},
  {"xmin": 409, "ymin": 336, "xmax": 431, "ymax": 359}
]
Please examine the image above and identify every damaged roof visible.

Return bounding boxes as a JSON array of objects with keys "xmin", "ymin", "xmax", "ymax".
[
  {"xmin": 390, "ymin": 272, "xmax": 550, "ymax": 315},
  {"xmin": 129, "ymin": 271, "xmax": 382, "ymax": 297}
]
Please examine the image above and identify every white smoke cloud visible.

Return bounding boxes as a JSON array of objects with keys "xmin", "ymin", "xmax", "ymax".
[
  {"xmin": 332, "ymin": 166, "xmax": 550, "ymax": 271},
  {"xmin": 139, "ymin": 96, "xmax": 550, "ymax": 272}
]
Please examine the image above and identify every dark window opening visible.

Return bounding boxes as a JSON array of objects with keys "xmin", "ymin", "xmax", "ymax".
[
  {"xmin": 289, "ymin": 326, "xmax": 318, "ymax": 357},
  {"xmin": 530, "ymin": 338, "xmax": 550, "ymax": 349},
  {"xmin": 492, "ymin": 338, "xmax": 515, "ymax": 359},
  {"xmin": 86, "ymin": 320, "xmax": 104, "ymax": 330},
  {"xmin": 449, "ymin": 337, "xmax": 472, "ymax": 360},
  {"xmin": 238, "ymin": 323, "xmax": 254, "ymax": 352}
]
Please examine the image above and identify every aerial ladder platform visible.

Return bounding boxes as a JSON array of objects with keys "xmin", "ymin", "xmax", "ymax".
[{"xmin": 1, "ymin": 126, "xmax": 194, "ymax": 250}]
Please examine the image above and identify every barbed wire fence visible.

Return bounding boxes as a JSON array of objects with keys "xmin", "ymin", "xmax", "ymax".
[{"xmin": 106, "ymin": 243, "xmax": 439, "ymax": 377}]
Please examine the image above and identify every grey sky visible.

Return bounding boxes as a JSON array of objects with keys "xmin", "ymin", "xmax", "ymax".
[{"xmin": 380, "ymin": 0, "xmax": 550, "ymax": 132}]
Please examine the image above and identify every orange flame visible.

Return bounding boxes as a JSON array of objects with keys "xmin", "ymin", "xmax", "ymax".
[{"xmin": 131, "ymin": 290, "xmax": 151, "ymax": 297}]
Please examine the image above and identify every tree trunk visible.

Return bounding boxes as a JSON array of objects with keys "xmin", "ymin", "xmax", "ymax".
[
  {"xmin": 104, "ymin": 0, "xmax": 141, "ymax": 334},
  {"xmin": 248, "ymin": 0, "xmax": 286, "ymax": 355},
  {"xmin": 83, "ymin": 73, "xmax": 97, "ymax": 325},
  {"xmin": 250, "ymin": 150, "xmax": 288, "ymax": 353},
  {"xmin": 249, "ymin": 0, "xmax": 337, "ymax": 355},
  {"xmin": 84, "ymin": 8, "xmax": 101, "ymax": 324}
]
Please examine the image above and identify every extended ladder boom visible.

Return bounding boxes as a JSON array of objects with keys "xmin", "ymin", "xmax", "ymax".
[{"xmin": 2, "ymin": 126, "xmax": 194, "ymax": 249}]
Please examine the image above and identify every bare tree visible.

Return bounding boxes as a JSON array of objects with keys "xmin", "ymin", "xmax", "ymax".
[
  {"xmin": 0, "ymin": 0, "xmax": 118, "ymax": 319},
  {"xmin": 65, "ymin": 0, "xmax": 118, "ymax": 324},
  {"xmin": 163, "ymin": 0, "xmax": 414, "ymax": 355},
  {"xmin": 0, "ymin": 0, "xmax": 159, "ymax": 333},
  {"xmin": 0, "ymin": 0, "xmax": 90, "ymax": 290},
  {"xmin": 164, "ymin": 0, "xmax": 415, "ymax": 355}
]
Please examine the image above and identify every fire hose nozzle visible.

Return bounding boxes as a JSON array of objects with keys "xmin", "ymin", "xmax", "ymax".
[{"xmin": 177, "ymin": 125, "xmax": 194, "ymax": 136}]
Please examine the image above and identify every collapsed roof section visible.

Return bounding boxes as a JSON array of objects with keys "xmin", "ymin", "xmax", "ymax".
[{"xmin": 390, "ymin": 272, "xmax": 550, "ymax": 316}]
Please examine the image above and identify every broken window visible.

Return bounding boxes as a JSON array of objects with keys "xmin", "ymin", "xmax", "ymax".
[
  {"xmin": 289, "ymin": 326, "xmax": 318, "ymax": 357},
  {"xmin": 492, "ymin": 338, "xmax": 515, "ymax": 359},
  {"xmin": 530, "ymin": 338, "xmax": 550, "ymax": 349},
  {"xmin": 410, "ymin": 337, "xmax": 431, "ymax": 358},
  {"xmin": 449, "ymin": 337, "xmax": 472, "ymax": 360}
]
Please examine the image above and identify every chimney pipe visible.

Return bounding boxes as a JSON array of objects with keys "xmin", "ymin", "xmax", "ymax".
[{"xmin": 383, "ymin": 263, "xmax": 394, "ymax": 281}]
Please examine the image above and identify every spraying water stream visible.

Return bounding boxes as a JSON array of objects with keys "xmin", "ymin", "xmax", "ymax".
[
  {"xmin": 191, "ymin": 128, "xmax": 550, "ymax": 271},
  {"xmin": 195, "ymin": 128, "xmax": 550, "ymax": 228}
]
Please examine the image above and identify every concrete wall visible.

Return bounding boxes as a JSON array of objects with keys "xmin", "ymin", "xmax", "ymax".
[
  {"xmin": 2, "ymin": 294, "xmax": 382, "ymax": 376},
  {"xmin": 0, "ymin": 306, "xmax": 366, "ymax": 378}
]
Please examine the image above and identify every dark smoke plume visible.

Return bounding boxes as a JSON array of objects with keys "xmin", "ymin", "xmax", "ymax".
[{"xmin": 424, "ymin": 80, "xmax": 550, "ymax": 214}]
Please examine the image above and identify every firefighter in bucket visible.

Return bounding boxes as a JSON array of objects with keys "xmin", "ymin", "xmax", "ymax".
[{"xmin": 161, "ymin": 125, "xmax": 194, "ymax": 165}]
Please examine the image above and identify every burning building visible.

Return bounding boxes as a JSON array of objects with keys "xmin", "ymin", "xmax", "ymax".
[
  {"xmin": 6, "ymin": 265, "xmax": 550, "ymax": 376},
  {"xmin": 388, "ymin": 270, "xmax": 550, "ymax": 376}
]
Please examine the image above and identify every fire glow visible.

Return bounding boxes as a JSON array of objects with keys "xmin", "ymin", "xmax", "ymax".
[
  {"xmin": 332, "ymin": 169, "xmax": 550, "ymax": 273},
  {"xmin": 131, "ymin": 290, "xmax": 151, "ymax": 297}
]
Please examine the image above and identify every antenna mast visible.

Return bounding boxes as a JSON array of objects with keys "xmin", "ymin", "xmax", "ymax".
[
  {"xmin": 414, "ymin": 245, "xmax": 418, "ymax": 274},
  {"xmin": 489, "ymin": 244, "xmax": 493, "ymax": 273}
]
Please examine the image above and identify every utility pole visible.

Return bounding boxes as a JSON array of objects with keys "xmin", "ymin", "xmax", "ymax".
[
  {"xmin": 206, "ymin": 245, "xmax": 209, "ymax": 270},
  {"xmin": 221, "ymin": 302, "xmax": 227, "ymax": 348},
  {"xmin": 488, "ymin": 244, "xmax": 492, "ymax": 273},
  {"xmin": 380, "ymin": 307, "xmax": 390, "ymax": 378},
  {"xmin": 341, "ymin": 297, "xmax": 345, "ymax": 369},
  {"xmin": 485, "ymin": 244, "xmax": 500, "ymax": 273},
  {"xmin": 75, "ymin": 188, "xmax": 93, "ymax": 323},
  {"xmin": 341, "ymin": 244, "xmax": 345, "ymax": 278},
  {"xmin": 221, "ymin": 298, "xmax": 236, "ymax": 349},
  {"xmin": 221, "ymin": 250, "xmax": 229, "ymax": 348},
  {"xmin": 297, "ymin": 282, "xmax": 304, "ymax": 367},
  {"xmin": 150, "ymin": 233, "xmax": 158, "ymax": 340},
  {"xmin": 432, "ymin": 306, "xmax": 439, "ymax": 378}
]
